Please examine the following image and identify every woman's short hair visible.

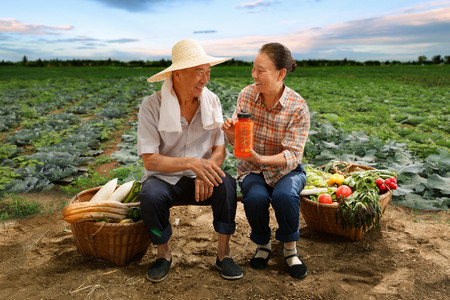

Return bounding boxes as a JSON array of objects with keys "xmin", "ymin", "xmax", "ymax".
[{"xmin": 260, "ymin": 43, "xmax": 297, "ymax": 74}]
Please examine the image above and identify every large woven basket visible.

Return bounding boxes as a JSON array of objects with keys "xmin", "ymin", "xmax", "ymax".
[
  {"xmin": 300, "ymin": 162, "xmax": 392, "ymax": 241},
  {"xmin": 68, "ymin": 186, "xmax": 151, "ymax": 266}
]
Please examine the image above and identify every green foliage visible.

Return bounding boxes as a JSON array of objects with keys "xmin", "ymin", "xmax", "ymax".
[
  {"xmin": 0, "ymin": 194, "xmax": 42, "ymax": 221},
  {"xmin": 60, "ymin": 163, "xmax": 144, "ymax": 196},
  {"xmin": 1, "ymin": 65, "xmax": 449, "ymax": 211},
  {"xmin": 0, "ymin": 166, "xmax": 19, "ymax": 191},
  {"xmin": 94, "ymin": 156, "xmax": 115, "ymax": 166},
  {"xmin": 60, "ymin": 171, "xmax": 113, "ymax": 195}
]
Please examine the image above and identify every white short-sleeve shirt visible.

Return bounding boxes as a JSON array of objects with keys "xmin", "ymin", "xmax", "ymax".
[{"xmin": 137, "ymin": 91, "xmax": 225, "ymax": 185}]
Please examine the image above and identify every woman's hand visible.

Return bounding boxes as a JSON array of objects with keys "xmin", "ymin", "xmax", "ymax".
[
  {"xmin": 235, "ymin": 150, "xmax": 288, "ymax": 167},
  {"xmin": 221, "ymin": 117, "xmax": 236, "ymax": 143},
  {"xmin": 234, "ymin": 149, "xmax": 263, "ymax": 164}
]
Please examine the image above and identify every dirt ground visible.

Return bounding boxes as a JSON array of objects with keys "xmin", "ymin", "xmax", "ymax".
[{"xmin": 0, "ymin": 190, "xmax": 449, "ymax": 300}]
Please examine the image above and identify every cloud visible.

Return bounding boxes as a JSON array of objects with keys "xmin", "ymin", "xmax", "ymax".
[
  {"xmin": 235, "ymin": 0, "xmax": 273, "ymax": 9},
  {"xmin": 90, "ymin": 0, "xmax": 209, "ymax": 12},
  {"xmin": 89, "ymin": 0, "xmax": 161, "ymax": 12},
  {"xmin": 289, "ymin": 6, "xmax": 450, "ymax": 60},
  {"xmin": 0, "ymin": 18, "xmax": 73, "ymax": 34},
  {"xmin": 386, "ymin": 0, "xmax": 450, "ymax": 15},
  {"xmin": 311, "ymin": 7, "xmax": 450, "ymax": 46},
  {"xmin": 107, "ymin": 38, "xmax": 140, "ymax": 43},
  {"xmin": 193, "ymin": 30, "xmax": 217, "ymax": 34},
  {"xmin": 0, "ymin": 35, "xmax": 14, "ymax": 41},
  {"xmin": 203, "ymin": 6, "xmax": 450, "ymax": 61},
  {"xmin": 52, "ymin": 37, "xmax": 100, "ymax": 43},
  {"xmin": 0, "ymin": 44, "xmax": 42, "ymax": 55},
  {"xmin": 76, "ymin": 46, "xmax": 97, "ymax": 49}
]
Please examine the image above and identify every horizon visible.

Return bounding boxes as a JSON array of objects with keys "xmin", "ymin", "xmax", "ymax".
[{"xmin": 3, "ymin": 56, "xmax": 447, "ymax": 64}]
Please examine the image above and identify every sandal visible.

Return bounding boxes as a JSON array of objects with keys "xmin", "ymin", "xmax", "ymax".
[{"xmin": 250, "ymin": 247, "xmax": 271, "ymax": 270}]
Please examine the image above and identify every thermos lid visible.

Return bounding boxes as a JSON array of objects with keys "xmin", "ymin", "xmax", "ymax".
[{"xmin": 237, "ymin": 111, "xmax": 251, "ymax": 119}]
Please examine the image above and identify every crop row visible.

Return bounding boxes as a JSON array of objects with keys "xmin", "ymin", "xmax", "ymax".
[
  {"xmin": 0, "ymin": 77, "xmax": 155, "ymax": 193},
  {"xmin": 1, "ymin": 66, "xmax": 448, "ymax": 210}
]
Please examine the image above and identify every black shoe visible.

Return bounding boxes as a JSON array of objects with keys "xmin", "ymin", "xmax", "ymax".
[
  {"xmin": 285, "ymin": 253, "xmax": 307, "ymax": 279},
  {"xmin": 146, "ymin": 257, "xmax": 172, "ymax": 282},
  {"xmin": 214, "ymin": 257, "xmax": 243, "ymax": 280},
  {"xmin": 250, "ymin": 247, "xmax": 271, "ymax": 270}
]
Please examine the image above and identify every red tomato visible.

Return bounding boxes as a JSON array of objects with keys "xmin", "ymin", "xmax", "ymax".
[
  {"xmin": 318, "ymin": 193, "xmax": 333, "ymax": 204},
  {"xmin": 336, "ymin": 185, "xmax": 353, "ymax": 199}
]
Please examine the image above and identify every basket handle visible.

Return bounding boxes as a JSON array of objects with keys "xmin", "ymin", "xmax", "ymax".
[
  {"xmin": 91, "ymin": 222, "xmax": 107, "ymax": 238},
  {"xmin": 84, "ymin": 222, "xmax": 107, "ymax": 258}
]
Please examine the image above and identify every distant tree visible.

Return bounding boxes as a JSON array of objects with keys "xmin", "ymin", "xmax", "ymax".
[
  {"xmin": 364, "ymin": 60, "xmax": 381, "ymax": 66},
  {"xmin": 432, "ymin": 55, "xmax": 442, "ymax": 64},
  {"xmin": 445, "ymin": 56, "xmax": 450, "ymax": 64},
  {"xmin": 417, "ymin": 55, "xmax": 427, "ymax": 64},
  {"xmin": 22, "ymin": 56, "xmax": 28, "ymax": 65}
]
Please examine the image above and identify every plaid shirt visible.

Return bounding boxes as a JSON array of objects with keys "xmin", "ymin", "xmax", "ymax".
[{"xmin": 232, "ymin": 84, "xmax": 310, "ymax": 187}]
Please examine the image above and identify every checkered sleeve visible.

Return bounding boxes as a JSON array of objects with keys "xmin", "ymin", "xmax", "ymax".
[{"xmin": 282, "ymin": 100, "xmax": 310, "ymax": 169}]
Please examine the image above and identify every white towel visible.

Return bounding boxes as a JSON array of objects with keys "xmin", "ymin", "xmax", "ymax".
[
  {"xmin": 199, "ymin": 86, "xmax": 224, "ymax": 130},
  {"xmin": 158, "ymin": 75, "xmax": 223, "ymax": 133},
  {"xmin": 158, "ymin": 75, "xmax": 182, "ymax": 133}
]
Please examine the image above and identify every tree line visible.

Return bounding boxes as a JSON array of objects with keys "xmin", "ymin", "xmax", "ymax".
[{"xmin": 1, "ymin": 55, "xmax": 448, "ymax": 67}]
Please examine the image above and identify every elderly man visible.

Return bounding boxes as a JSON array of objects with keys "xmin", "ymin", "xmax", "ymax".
[{"xmin": 137, "ymin": 39, "xmax": 242, "ymax": 282}]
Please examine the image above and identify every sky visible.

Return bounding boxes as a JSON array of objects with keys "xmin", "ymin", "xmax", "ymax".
[{"xmin": 1, "ymin": 0, "xmax": 450, "ymax": 62}]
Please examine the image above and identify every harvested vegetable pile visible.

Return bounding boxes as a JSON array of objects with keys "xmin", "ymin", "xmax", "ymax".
[
  {"xmin": 305, "ymin": 161, "xmax": 398, "ymax": 231},
  {"xmin": 62, "ymin": 178, "xmax": 142, "ymax": 224}
]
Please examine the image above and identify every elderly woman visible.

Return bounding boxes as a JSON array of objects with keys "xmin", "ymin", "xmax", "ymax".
[{"xmin": 222, "ymin": 42, "xmax": 310, "ymax": 279}]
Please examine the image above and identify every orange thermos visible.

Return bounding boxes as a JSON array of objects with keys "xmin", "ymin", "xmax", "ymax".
[{"xmin": 234, "ymin": 111, "xmax": 254, "ymax": 157}]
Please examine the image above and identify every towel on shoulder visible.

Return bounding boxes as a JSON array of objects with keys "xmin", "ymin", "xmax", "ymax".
[{"xmin": 158, "ymin": 75, "xmax": 224, "ymax": 133}]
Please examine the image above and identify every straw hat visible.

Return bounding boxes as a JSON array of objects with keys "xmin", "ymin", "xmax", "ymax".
[{"xmin": 147, "ymin": 39, "xmax": 232, "ymax": 83}]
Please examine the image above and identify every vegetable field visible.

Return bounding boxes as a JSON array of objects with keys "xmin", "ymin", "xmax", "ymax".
[{"xmin": 0, "ymin": 65, "xmax": 448, "ymax": 210}]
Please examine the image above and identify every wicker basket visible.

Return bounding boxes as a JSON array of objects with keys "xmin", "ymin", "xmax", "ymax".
[
  {"xmin": 300, "ymin": 162, "xmax": 392, "ymax": 241},
  {"xmin": 68, "ymin": 186, "xmax": 151, "ymax": 266}
]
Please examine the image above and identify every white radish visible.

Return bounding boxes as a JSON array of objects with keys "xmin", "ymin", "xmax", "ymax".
[
  {"xmin": 300, "ymin": 187, "xmax": 337, "ymax": 196},
  {"xmin": 107, "ymin": 180, "xmax": 135, "ymax": 203},
  {"xmin": 90, "ymin": 178, "xmax": 118, "ymax": 202}
]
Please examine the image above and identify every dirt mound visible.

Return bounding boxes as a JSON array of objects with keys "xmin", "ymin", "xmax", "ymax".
[{"xmin": 0, "ymin": 191, "xmax": 449, "ymax": 299}]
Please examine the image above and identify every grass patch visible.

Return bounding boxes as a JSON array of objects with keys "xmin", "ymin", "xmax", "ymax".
[
  {"xmin": 0, "ymin": 194, "xmax": 42, "ymax": 221},
  {"xmin": 60, "ymin": 163, "xmax": 144, "ymax": 196}
]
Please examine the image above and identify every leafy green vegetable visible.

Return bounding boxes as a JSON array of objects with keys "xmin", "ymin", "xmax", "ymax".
[
  {"xmin": 305, "ymin": 165, "xmax": 331, "ymax": 188},
  {"xmin": 337, "ymin": 170, "xmax": 383, "ymax": 231},
  {"xmin": 127, "ymin": 207, "xmax": 142, "ymax": 222},
  {"xmin": 337, "ymin": 190, "xmax": 382, "ymax": 231}
]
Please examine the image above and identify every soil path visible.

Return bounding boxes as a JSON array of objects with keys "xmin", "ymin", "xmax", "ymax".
[{"xmin": 0, "ymin": 191, "xmax": 448, "ymax": 299}]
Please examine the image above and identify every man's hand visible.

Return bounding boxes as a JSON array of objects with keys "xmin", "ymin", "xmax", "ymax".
[
  {"xmin": 221, "ymin": 117, "xmax": 235, "ymax": 143},
  {"xmin": 188, "ymin": 158, "xmax": 225, "ymax": 187},
  {"xmin": 195, "ymin": 177, "xmax": 214, "ymax": 202}
]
